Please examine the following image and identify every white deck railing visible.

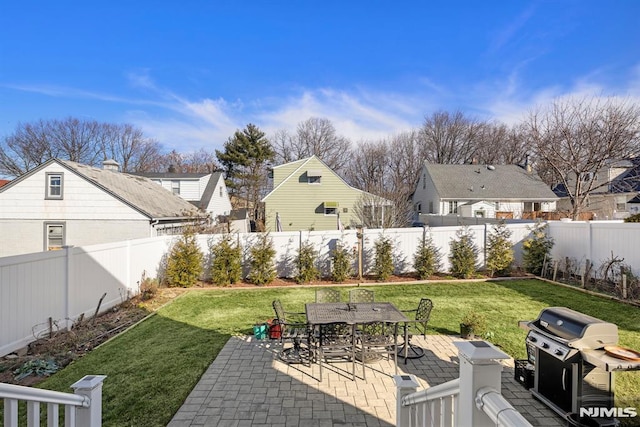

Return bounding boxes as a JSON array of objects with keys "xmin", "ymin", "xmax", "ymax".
[
  {"xmin": 397, "ymin": 377, "xmax": 459, "ymax": 426},
  {"xmin": 1, "ymin": 375, "xmax": 106, "ymax": 427},
  {"xmin": 395, "ymin": 341, "xmax": 532, "ymax": 427}
]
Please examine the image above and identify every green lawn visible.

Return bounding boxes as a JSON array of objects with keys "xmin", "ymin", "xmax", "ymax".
[{"xmin": 27, "ymin": 279, "xmax": 640, "ymax": 426}]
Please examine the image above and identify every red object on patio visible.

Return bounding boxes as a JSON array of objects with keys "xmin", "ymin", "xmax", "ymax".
[{"xmin": 268, "ymin": 319, "xmax": 281, "ymax": 339}]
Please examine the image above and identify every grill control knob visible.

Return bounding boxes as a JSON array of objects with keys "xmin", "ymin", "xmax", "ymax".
[
  {"xmin": 554, "ymin": 349, "xmax": 563, "ymax": 356},
  {"xmin": 542, "ymin": 343, "xmax": 549, "ymax": 349},
  {"xmin": 529, "ymin": 336, "xmax": 537, "ymax": 342}
]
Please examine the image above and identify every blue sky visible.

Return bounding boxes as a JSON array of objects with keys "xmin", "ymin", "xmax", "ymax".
[{"xmin": 1, "ymin": 1, "xmax": 639, "ymax": 153}]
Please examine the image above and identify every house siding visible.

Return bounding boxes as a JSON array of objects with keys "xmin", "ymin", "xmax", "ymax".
[
  {"xmin": 203, "ymin": 175, "xmax": 233, "ymax": 220},
  {"xmin": 0, "ymin": 163, "xmax": 153, "ymax": 257},
  {"xmin": 264, "ymin": 157, "xmax": 366, "ymax": 231}
]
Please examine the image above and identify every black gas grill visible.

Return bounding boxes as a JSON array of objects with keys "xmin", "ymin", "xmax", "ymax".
[{"xmin": 524, "ymin": 307, "xmax": 640, "ymax": 427}]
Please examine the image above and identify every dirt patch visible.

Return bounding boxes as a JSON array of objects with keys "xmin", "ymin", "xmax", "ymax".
[{"xmin": 0, "ymin": 289, "xmax": 182, "ymax": 387}]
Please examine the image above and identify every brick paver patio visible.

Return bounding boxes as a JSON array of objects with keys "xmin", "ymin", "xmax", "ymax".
[{"xmin": 168, "ymin": 335, "xmax": 563, "ymax": 426}]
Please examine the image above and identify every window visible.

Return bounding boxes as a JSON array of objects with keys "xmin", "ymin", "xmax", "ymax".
[
  {"xmin": 422, "ymin": 174, "xmax": 426, "ymax": 189},
  {"xmin": 45, "ymin": 223, "xmax": 65, "ymax": 251},
  {"xmin": 416, "ymin": 203, "xmax": 422, "ymax": 212},
  {"xmin": 616, "ymin": 202, "xmax": 627, "ymax": 212},
  {"xmin": 448, "ymin": 201, "xmax": 458, "ymax": 214},
  {"xmin": 324, "ymin": 201, "xmax": 338, "ymax": 215},
  {"xmin": 171, "ymin": 180, "xmax": 180, "ymax": 195},
  {"xmin": 46, "ymin": 173, "xmax": 63, "ymax": 199},
  {"xmin": 429, "ymin": 201, "xmax": 434, "ymax": 214},
  {"xmin": 219, "ymin": 186, "xmax": 223, "ymax": 197},
  {"xmin": 307, "ymin": 170, "xmax": 322, "ymax": 184}
]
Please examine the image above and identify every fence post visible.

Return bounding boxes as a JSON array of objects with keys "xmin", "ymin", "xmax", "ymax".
[
  {"xmin": 394, "ymin": 374, "xmax": 420, "ymax": 427},
  {"xmin": 63, "ymin": 245, "xmax": 75, "ymax": 330},
  {"xmin": 454, "ymin": 340, "xmax": 509, "ymax": 427},
  {"xmin": 71, "ymin": 375, "xmax": 107, "ymax": 427}
]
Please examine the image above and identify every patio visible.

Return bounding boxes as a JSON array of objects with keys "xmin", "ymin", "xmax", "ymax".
[{"xmin": 168, "ymin": 334, "xmax": 564, "ymax": 427}]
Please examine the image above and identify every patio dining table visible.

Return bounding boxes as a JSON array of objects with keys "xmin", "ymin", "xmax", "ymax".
[
  {"xmin": 305, "ymin": 302, "xmax": 411, "ymax": 363},
  {"xmin": 305, "ymin": 302, "xmax": 408, "ymax": 325}
]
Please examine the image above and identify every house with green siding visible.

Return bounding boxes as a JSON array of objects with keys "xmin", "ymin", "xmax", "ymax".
[{"xmin": 262, "ymin": 156, "xmax": 391, "ymax": 231}]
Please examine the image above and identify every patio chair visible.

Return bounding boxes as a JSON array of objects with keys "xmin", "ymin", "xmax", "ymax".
[
  {"xmin": 272, "ymin": 299, "xmax": 311, "ymax": 364},
  {"xmin": 398, "ymin": 298, "xmax": 433, "ymax": 363},
  {"xmin": 315, "ymin": 288, "xmax": 341, "ymax": 303},
  {"xmin": 316, "ymin": 322, "xmax": 358, "ymax": 381},
  {"xmin": 349, "ymin": 288, "xmax": 374, "ymax": 303},
  {"xmin": 357, "ymin": 321, "xmax": 399, "ymax": 379}
]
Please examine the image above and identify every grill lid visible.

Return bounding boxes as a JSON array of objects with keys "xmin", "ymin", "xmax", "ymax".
[{"xmin": 530, "ymin": 307, "xmax": 618, "ymax": 349}]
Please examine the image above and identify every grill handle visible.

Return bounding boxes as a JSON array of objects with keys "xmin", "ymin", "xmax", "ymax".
[{"xmin": 562, "ymin": 368, "xmax": 566, "ymax": 391}]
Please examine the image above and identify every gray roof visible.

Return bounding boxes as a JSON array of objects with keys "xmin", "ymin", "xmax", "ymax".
[
  {"xmin": 58, "ymin": 160, "xmax": 204, "ymax": 219},
  {"xmin": 130, "ymin": 172, "xmax": 209, "ymax": 179},
  {"xmin": 424, "ymin": 163, "xmax": 558, "ymax": 201}
]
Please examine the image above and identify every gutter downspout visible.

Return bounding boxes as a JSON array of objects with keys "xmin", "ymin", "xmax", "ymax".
[{"xmin": 150, "ymin": 219, "xmax": 159, "ymax": 237}]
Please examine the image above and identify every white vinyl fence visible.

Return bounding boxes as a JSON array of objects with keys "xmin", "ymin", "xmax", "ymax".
[{"xmin": 1, "ymin": 221, "xmax": 637, "ymax": 357}]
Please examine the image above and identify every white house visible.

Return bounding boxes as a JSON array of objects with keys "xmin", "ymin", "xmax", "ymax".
[
  {"xmin": 412, "ymin": 163, "xmax": 558, "ymax": 220},
  {"xmin": 133, "ymin": 171, "xmax": 232, "ymax": 223},
  {"xmin": 0, "ymin": 159, "xmax": 207, "ymax": 258}
]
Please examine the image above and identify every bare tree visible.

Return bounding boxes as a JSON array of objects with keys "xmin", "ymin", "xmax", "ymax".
[
  {"xmin": 272, "ymin": 117, "xmax": 352, "ymax": 172},
  {"xmin": 473, "ymin": 122, "xmax": 528, "ymax": 166},
  {"xmin": 345, "ymin": 131, "xmax": 420, "ymax": 227},
  {"xmin": 0, "ymin": 117, "xmax": 163, "ymax": 177},
  {"xmin": 98, "ymin": 123, "xmax": 163, "ymax": 172},
  {"xmin": 524, "ymin": 97, "xmax": 640, "ymax": 219},
  {"xmin": 419, "ymin": 110, "xmax": 482, "ymax": 164}
]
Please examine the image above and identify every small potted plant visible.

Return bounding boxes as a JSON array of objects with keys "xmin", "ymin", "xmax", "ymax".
[{"xmin": 460, "ymin": 311, "xmax": 487, "ymax": 339}]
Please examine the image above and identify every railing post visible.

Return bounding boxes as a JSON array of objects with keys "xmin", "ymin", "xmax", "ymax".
[
  {"xmin": 71, "ymin": 375, "xmax": 107, "ymax": 427},
  {"xmin": 394, "ymin": 374, "xmax": 420, "ymax": 427},
  {"xmin": 454, "ymin": 341, "xmax": 509, "ymax": 427}
]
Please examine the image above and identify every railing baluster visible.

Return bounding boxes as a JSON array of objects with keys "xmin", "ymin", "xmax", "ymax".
[
  {"xmin": 27, "ymin": 401, "xmax": 40, "ymax": 427},
  {"xmin": 65, "ymin": 404, "xmax": 76, "ymax": 427},
  {"xmin": 4, "ymin": 398, "xmax": 18, "ymax": 427},
  {"xmin": 48, "ymin": 402, "xmax": 59, "ymax": 427}
]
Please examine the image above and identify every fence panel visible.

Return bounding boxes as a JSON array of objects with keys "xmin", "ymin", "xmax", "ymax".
[
  {"xmin": 0, "ymin": 251, "xmax": 68, "ymax": 356},
  {"xmin": 5, "ymin": 221, "xmax": 639, "ymax": 356}
]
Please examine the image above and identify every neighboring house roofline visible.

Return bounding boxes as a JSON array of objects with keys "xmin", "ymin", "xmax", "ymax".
[
  {"xmin": 263, "ymin": 155, "xmax": 379, "ymax": 202},
  {"xmin": 197, "ymin": 171, "xmax": 224, "ymax": 210},
  {"xmin": 1, "ymin": 159, "xmax": 205, "ymax": 221}
]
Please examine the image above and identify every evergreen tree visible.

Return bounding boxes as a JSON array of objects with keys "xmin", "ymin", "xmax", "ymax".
[
  {"xmin": 165, "ymin": 229, "xmax": 204, "ymax": 287},
  {"xmin": 373, "ymin": 235, "xmax": 394, "ymax": 281},
  {"xmin": 296, "ymin": 241, "xmax": 320, "ymax": 284},
  {"xmin": 215, "ymin": 124, "xmax": 275, "ymax": 226},
  {"xmin": 485, "ymin": 222, "xmax": 514, "ymax": 277},
  {"xmin": 247, "ymin": 233, "xmax": 277, "ymax": 285},
  {"xmin": 449, "ymin": 227, "xmax": 478, "ymax": 279},
  {"xmin": 413, "ymin": 232, "xmax": 441, "ymax": 279},
  {"xmin": 522, "ymin": 221, "xmax": 554, "ymax": 275},
  {"xmin": 209, "ymin": 234, "xmax": 242, "ymax": 285}
]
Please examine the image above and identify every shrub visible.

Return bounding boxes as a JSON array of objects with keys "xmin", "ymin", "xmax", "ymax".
[
  {"xmin": 624, "ymin": 213, "xmax": 640, "ymax": 223},
  {"xmin": 485, "ymin": 221, "xmax": 514, "ymax": 277},
  {"xmin": 413, "ymin": 232, "xmax": 441, "ymax": 280},
  {"xmin": 209, "ymin": 234, "xmax": 242, "ymax": 286},
  {"xmin": 165, "ymin": 229, "xmax": 204, "ymax": 288},
  {"xmin": 247, "ymin": 233, "xmax": 277, "ymax": 286},
  {"xmin": 460, "ymin": 310, "xmax": 487, "ymax": 337},
  {"xmin": 296, "ymin": 241, "xmax": 320, "ymax": 284},
  {"xmin": 522, "ymin": 221, "xmax": 554, "ymax": 275},
  {"xmin": 331, "ymin": 241, "xmax": 353, "ymax": 282},
  {"xmin": 373, "ymin": 235, "xmax": 394, "ymax": 281},
  {"xmin": 139, "ymin": 276, "xmax": 160, "ymax": 300},
  {"xmin": 449, "ymin": 227, "xmax": 478, "ymax": 279}
]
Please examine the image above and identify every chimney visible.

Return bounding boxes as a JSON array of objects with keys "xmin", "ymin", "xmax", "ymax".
[
  {"xmin": 168, "ymin": 164, "xmax": 176, "ymax": 173},
  {"xmin": 525, "ymin": 154, "xmax": 532, "ymax": 173},
  {"xmin": 102, "ymin": 159, "xmax": 120, "ymax": 172}
]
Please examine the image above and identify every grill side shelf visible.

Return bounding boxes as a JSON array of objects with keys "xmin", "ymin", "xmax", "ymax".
[{"xmin": 581, "ymin": 349, "xmax": 640, "ymax": 371}]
